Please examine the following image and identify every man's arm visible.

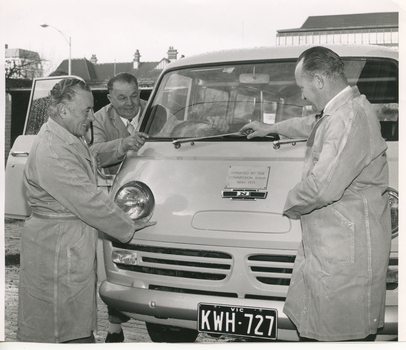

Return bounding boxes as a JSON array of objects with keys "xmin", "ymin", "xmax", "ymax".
[
  {"xmin": 91, "ymin": 119, "xmax": 126, "ymax": 168},
  {"xmin": 90, "ymin": 106, "xmax": 148, "ymax": 168},
  {"xmin": 241, "ymin": 115, "xmax": 316, "ymax": 139},
  {"xmin": 31, "ymin": 137, "xmax": 155, "ymax": 242}
]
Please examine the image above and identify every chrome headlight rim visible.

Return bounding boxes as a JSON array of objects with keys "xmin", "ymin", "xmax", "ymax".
[{"xmin": 114, "ymin": 181, "xmax": 155, "ymax": 222}]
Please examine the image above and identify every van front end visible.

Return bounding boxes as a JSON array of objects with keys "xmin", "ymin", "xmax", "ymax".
[
  {"xmin": 99, "ymin": 141, "xmax": 398, "ymax": 342},
  {"xmin": 100, "ymin": 240, "xmax": 300, "ymax": 341},
  {"xmin": 99, "ymin": 46, "xmax": 398, "ymax": 342}
]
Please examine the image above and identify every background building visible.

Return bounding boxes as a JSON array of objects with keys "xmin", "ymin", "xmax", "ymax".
[
  {"xmin": 4, "ymin": 47, "xmax": 181, "ymax": 161},
  {"xmin": 5, "ymin": 11, "xmax": 398, "ymax": 162},
  {"xmin": 55, "ymin": 46, "xmax": 181, "ymax": 89},
  {"xmin": 276, "ymin": 12, "xmax": 398, "ymax": 48},
  {"xmin": 5, "ymin": 45, "xmax": 44, "ymax": 79}
]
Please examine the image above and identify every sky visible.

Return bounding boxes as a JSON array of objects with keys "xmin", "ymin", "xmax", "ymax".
[{"xmin": 1, "ymin": 0, "xmax": 404, "ymax": 73}]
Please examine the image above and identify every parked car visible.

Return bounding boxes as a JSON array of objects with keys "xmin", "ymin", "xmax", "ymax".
[
  {"xmin": 98, "ymin": 44, "xmax": 398, "ymax": 342},
  {"xmin": 5, "ymin": 44, "xmax": 398, "ymax": 342}
]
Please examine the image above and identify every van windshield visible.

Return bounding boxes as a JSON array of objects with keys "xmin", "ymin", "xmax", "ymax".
[{"xmin": 143, "ymin": 58, "xmax": 398, "ymax": 141}]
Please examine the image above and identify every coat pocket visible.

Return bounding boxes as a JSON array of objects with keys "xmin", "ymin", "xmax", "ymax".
[
  {"xmin": 67, "ymin": 225, "xmax": 97, "ymax": 285},
  {"xmin": 314, "ymin": 204, "xmax": 355, "ymax": 265}
]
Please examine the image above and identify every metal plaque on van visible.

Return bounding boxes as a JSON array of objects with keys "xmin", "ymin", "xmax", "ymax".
[{"xmin": 225, "ymin": 166, "xmax": 270, "ymax": 190}]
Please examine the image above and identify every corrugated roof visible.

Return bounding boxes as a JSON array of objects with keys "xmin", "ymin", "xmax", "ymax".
[{"xmin": 278, "ymin": 12, "xmax": 398, "ymax": 33}]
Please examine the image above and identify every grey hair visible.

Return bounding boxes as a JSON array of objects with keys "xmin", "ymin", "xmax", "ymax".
[
  {"xmin": 107, "ymin": 72, "xmax": 139, "ymax": 92},
  {"xmin": 48, "ymin": 78, "xmax": 91, "ymax": 117},
  {"xmin": 297, "ymin": 46, "xmax": 347, "ymax": 81}
]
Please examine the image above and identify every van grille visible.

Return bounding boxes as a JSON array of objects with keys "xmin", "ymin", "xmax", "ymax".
[
  {"xmin": 112, "ymin": 242, "xmax": 232, "ymax": 281},
  {"xmin": 149, "ymin": 285, "xmax": 238, "ymax": 298},
  {"xmin": 247, "ymin": 254, "xmax": 296, "ymax": 286}
]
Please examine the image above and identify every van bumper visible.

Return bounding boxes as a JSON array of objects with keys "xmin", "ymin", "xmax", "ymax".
[{"xmin": 99, "ymin": 280, "xmax": 398, "ymax": 340}]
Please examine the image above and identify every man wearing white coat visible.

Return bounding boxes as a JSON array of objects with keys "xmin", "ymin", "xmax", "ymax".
[
  {"xmin": 17, "ymin": 78, "xmax": 155, "ymax": 343},
  {"xmin": 241, "ymin": 46, "xmax": 391, "ymax": 341}
]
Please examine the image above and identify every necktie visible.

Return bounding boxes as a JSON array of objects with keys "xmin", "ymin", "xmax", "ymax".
[
  {"xmin": 127, "ymin": 120, "xmax": 135, "ymax": 134},
  {"xmin": 316, "ymin": 110, "xmax": 324, "ymax": 120}
]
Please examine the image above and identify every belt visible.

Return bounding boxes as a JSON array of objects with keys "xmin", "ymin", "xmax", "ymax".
[{"xmin": 31, "ymin": 210, "xmax": 80, "ymax": 221}]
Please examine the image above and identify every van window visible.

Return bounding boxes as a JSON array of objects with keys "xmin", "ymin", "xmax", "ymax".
[
  {"xmin": 144, "ymin": 58, "xmax": 398, "ymax": 141},
  {"xmin": 24, "ymin": 77, "xmax": 65, "ymax": 135}
]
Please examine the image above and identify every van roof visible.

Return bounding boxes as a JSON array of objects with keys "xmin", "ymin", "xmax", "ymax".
[{"xmin": 166, "ymin": 44, "xmax": 398, "ymax": 71}]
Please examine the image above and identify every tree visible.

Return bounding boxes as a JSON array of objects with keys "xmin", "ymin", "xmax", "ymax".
[{"xmin": 5, "ymin": 48, "xmax": 45, "ymax": 79}]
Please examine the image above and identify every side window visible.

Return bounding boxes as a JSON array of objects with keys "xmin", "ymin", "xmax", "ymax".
[
  {"xmin": 146, "ymin": 74, "xmax": 192, "ymax": 137},
  {"xmin": 373, "ymin": 103, "xmax": 398, "ymax": 141},
  {"xmin": 352, "ymin": 59, "xmax": 398, "ymax": 141},
  {"xmin": 188, "ymin": 86, "xmax": 229, "ymax": 121},
  {"xmin": 24, "ymin": 78, "xmax": 65, "ymax": 135}
]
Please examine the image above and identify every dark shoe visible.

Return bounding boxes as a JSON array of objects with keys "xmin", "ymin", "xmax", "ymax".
[{"xmin": 105, "ymin": 329, "xmax": 124, "ymax": 343}]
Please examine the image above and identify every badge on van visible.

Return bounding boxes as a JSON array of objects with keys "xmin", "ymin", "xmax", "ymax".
[{"xmin": 225, "ymin": 166, "xmax": 270, "ymax": 190}]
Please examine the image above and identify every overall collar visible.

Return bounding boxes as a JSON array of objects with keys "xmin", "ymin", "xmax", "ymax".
[
  {"xmin": 46, "ymin": 118, "xmax": 92, "ymax": 160},
  {"xmin": 324, "ymin": 86, "xmax": 360, "ymax": 117}
]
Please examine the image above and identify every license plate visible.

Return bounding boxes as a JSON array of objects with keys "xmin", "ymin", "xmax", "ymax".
[{"xmin": 198, "ymin": 303, "xmax": 277, "ymax": 340}]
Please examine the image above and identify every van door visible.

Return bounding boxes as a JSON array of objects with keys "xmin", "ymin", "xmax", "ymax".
[
  {"xmin": 5, "ymin": 135, "xmax": 36, "ymax": 219},
  {"xmin": 4, "ymin": 75, "xmax": 109, "ymax": 280},
  {"xmin": 5, "ymin": 76, "xmax": 68, "ymax": 218}
]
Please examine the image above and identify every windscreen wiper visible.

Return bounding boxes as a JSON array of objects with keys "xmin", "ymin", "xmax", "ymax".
[
  {"xmin": 172, "ymin": 131, "xmax": 302, "ymax": 150},
  {"xmin": 172, "ymin": 131, "xmax": 245, "ymax": 148},
  {"xmin": 172, "ymin": 130, "xmax": 278, "ymax": 148},
  {"xmin": 272, "ymin": 138, "xmax": 307, "ymax": 149}
]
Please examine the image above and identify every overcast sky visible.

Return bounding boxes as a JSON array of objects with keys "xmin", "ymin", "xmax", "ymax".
[{"xmin": 2, "ymin": 0, "xmax": 404, "ymax": 72}]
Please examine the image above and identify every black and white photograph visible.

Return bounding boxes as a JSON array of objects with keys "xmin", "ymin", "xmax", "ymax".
[{"xmin": 1, "ymin": 0, "xmax": 404, "ymax": 348}]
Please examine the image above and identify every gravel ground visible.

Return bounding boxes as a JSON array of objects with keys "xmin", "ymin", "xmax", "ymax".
[{"xmin": 3, "ymin": 218, "xmax": 245, "ymax": 344}]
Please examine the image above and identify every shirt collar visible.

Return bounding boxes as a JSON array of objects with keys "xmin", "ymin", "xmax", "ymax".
[
  {"xmin": 324, "ymin": 85, "xmax": 351, "ymax": 111},
  {"xmin": 120, "ymin": 108, "xmax": 140, "ymax": 129}
]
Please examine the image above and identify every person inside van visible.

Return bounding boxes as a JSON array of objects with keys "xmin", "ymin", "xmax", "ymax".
[
  {"xmin": 240, "ymin": 46, "xmax": 391, "ymax": 341},
  {"xmin": 91, "ymin": 73, "xmax": 150, "ymax": 175}
]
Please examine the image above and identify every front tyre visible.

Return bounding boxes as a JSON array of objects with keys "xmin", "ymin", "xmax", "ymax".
[{"xmin": 146, "ymin": 322, "xmax": 198, "ymax": 343}]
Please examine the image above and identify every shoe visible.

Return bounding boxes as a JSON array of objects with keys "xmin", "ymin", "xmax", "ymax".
[{"xmin": 105, "ymin": 329, "xmax": 124, "ymax": 343}]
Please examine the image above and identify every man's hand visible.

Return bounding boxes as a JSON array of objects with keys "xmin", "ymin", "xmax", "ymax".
[
  {"xmin": 132, "ymin": 220, "xmax": 157, "ymax": 232},
  {"xmin": 240, "ymin": 121, "xmax": 277, "ymax": 139},
  {"xmin": 122, "ymin": 132, "xmax": 149, "ymax": 152}
]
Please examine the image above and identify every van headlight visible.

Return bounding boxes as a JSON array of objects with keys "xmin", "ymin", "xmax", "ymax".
[
  {"xmin": 112, "ymin": 250, "xmax": 138, "ymax": 265},
  {"xmin": 114, "ymin": 181, "xmax": 155, "ymax": 222},
  {"xmin": 385, "ymin": 187, "xmax": 398, "ymax": 238}
]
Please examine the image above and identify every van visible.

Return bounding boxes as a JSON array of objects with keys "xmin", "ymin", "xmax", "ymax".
[
  {"xmin": 98, "ymin": 45, "xmax": 398, "ymax": 341},
  {"xmin": 5, "ymin": 44, "xmax": 398, "ymax": 342}
]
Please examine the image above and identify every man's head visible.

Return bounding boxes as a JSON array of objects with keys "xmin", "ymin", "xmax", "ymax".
[
  {"xmin": 107, "ymin": 73, "xmax": 141, "ymax": 120},
  {"xmin": 295, "ymin": 46, "xmax": 348, "ymax": 112},
  {"xmin": 49, "ymin": 78, "xmax": 94, "ymax": 137}
]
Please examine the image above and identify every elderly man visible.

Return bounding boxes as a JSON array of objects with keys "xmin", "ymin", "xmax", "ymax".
[
  {"xmin": 240, "ymin": 46, "xmax": 391, "ymax": 341},
  {"xmin": 17, "ymin": 78, "xmax": 155, "ymax": 343},
  {"xmin": 91, "ymin": 72, "xmax": 149, "ymax": 174},
  {"xmin": 90, "ymin": 72, "xmax": 151, "ymax": 341}
]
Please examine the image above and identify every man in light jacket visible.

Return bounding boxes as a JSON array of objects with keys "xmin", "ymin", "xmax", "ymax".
[
  {"xmin": 17, "ymin": 78, "xmax": 156, "ymax": 343},
  {"xmin": 240, "ymin": 46, "xmax": 391, "ymax": 341},
  {"xmin": 91, "ymin": 73, "xmax": 149, "ymax": 175}
]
